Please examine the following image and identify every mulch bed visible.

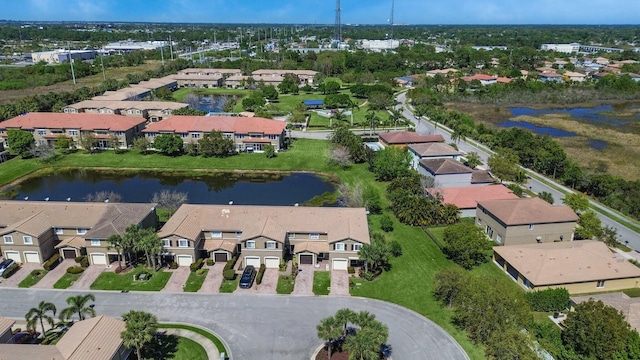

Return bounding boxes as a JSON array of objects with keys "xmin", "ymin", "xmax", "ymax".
[{"xmin": 315, "ymin": 347, "xmax": 349, "ymax": 360}]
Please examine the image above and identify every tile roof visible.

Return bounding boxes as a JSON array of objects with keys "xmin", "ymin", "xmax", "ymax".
[
  {"xmin": 477, "ymin": 197, "xmax": 578, "ymax": 225},
  {"xmin": 378, "ymin": 131, "xmax": 444, "ymax": 145},
  {"xmin": 55, "ymin": 236, "xmax": 86, "ymax": 249},
  {"xmin": 178, "ymin": 68, "xmax": 242, "ymax": 75},
  {"xmin": 158, "ymin": 205, "xmax": 370, "ymax": 245},
  {"xmin": 461, "ymin": 74, "xmax": 497, "ymax": 82},
  {"xmin": 67, "ymin": 100, "xmax": 188, "ymax": 111},
  {"xmin": 56, "ymin": 315, "xmax": 125, "ymax": 360},
  {"xmin": 0, "ymin": 317, "xmax": 15, "ymax": 334},
  {"xmin": 471, "ymin": 170, "xmax": 495, "ymax": 184},
  {"xmin": 428, "ymin": 184, "xmax": 519, "ymax": 209},
  {"xmin": 571, "ymin": 292, "xmax": 640, "ymax": 331},
  {"xmin": 143, "ymin": 116, "xmax": 286, "ymax": 135},
  {"xmin": 203, "ymin": 239, "xmax": 237, "ymax": 252},
  {"xmin": 408, "ymin": 143, "xmax": 461, "ymax": 157},
  {"xmin": 494, "ymin": 240, "xmax": 640, "ymax": 286},
  {"xmin": 251, "ymin": 69, "xmax": 317, "ymax": 76},
  {"xmin": 295, "ymin": 241, "xmax": 330, "ymax": 254},
  {"xmin": 0, "ymin": 113, "xmax": 146, "ymax": 132},
  {"xmin": 419, "ymin": 158, "xmax": 473, "ymax": 175}
]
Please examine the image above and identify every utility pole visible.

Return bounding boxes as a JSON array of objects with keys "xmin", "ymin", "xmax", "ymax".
[
  {"xmin": 67, "ymin": 42, "xmax": 76, "ymax": 85},
  {"xmin": 169, "ymin": 34, "xmax": 174, "ymax": 60},
  {"xmin": 160, "ymin": 42, "xmax": 164, "ymax": 66},
  {"xmin": 100, "ymin": 50, "xmax": 106, "ymax": 81}
]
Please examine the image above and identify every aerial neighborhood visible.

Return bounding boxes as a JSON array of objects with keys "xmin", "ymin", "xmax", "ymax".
[{"xmin": 1, "ymin": 12, "xmax": 640, "ymax": 360}]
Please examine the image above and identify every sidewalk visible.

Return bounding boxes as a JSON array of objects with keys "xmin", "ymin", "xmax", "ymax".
[{"xmin": 164, "ymin": 328, "xmax": 221, "ymax": 360}]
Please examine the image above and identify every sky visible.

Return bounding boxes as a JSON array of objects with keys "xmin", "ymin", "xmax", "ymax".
[{"xmin": 2, "ymin": 0, "xmax": 640, "ymax": 25}]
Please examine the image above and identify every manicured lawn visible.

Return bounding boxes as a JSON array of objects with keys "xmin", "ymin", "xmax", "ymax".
[
  {"xmin": 171, "ymin": 336, "xmax": 207, "ymax": 360},
  {"xmin": 172, "ymin": 87, "xmax": 251, "ymax": 102},
  {"xmin": 313, "ymin": 271, "xmax": 331, "ymax": 295},
  {"xmin": 18, "ymin": 269, "xmax": 48, "ymax": 288},
  {"xmin": 53, "ymin": 273, "xmax": 82, "ymax": 289},
  {"xmin": 90, "ymin": 266, "xmax": 171, "ymax": 291},
  {"xmin": 219, "ymin": 277, "xmax": 239, "ymax": 293},
  {"xmin": 183, "ymin": 269, "xmax": 208, "ymax": 292},
  {"xmin": 624, "ymin": 288, "xmax": 640, "ymax": 297},
  {"xmin": 276, "ymin": 274, "xmax": 295, "ymax": 294},
  {"xmin": 159, "ymin": 323, "xmax": 228, "ymax": 355}
]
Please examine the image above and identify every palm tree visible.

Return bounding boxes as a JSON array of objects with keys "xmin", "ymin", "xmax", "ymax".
[
  {"xmin": 317, "ymin": 316, "xmax": 342, "ymax": 360},
  {"xmin": 107, "ymin": 234, "xmax": 125, "ymax": 270},
  {"xmin": 134, "ymin": 228, "xmax": 162, "ymax": 269},
  {"xmin": 365, "ymin": 110, "xmax": 380, "ymax": 136},
  {"xmin": 26, "ymin": 301, "xmax": 56, "ymax": 338},
  {"xmin": 59, "ymin": 294, "xmax": 96, "ymax": 322},
  {"xmin": 354, "ymin": 311, "xmax": 377, "ymax": 329},
  {"xmin": 121, "ymin": 310, "xmax": 158, "ymax": 360},
  {"xmin": 388, "ymin": 109, "xmax": 404, "ymax": 131},
  {"xmin": 334, "ymin": 308, "xmax": 356, "ymax": 336},
  {"xmin": 343, "ymin": 330, "xmax": 379, "ymax": 360}
]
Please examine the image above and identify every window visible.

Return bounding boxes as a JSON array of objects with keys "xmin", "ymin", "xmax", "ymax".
[
  {"xmin": 64, "ymin": 108, "xmax": 69, "ymax": 113},
  {"xmin": 54, "ymin": 228, "xmax": 63, "ymax": 235},
  {"xmin": 69, "ymin": 130, "xmax": 78, "ymax": 136},
  {"xmin": 266, "ymin": 241, "xmax": 276, "ymax": 249},
  {"xmin": 496, "ymin": 234, "xmax": 503, "ymax": 244},
  {"xmin": 288, "ymin": 233, "xmax": 295, "ymax": 239},
  {"xmin": 236, "ymin": 134, "xmax": 245, "ymax": 139},
  {"xmin": 114, "ymin": 131, "xmax": 124, "ymax": 136},
  {"xmin": 246, "ymin": 241, "xmax": 255, "ymax": 249},
  {"xmin": 127, "ymin": 110, "xmax": 133, "ymax": 114},
  {"xmin": 353, "ymin": 243, "xmax": 362, "ymax": 251},
  {"xmin": 223, "ymin": 133, "xmax": 233, "ymax": 139},
  {"xmin": 268, "ymin": 134, "xmax": 278, "ymax": 140},
  {"xmin": 178, "ymin": 239, "xmax": 189, "ymax": 248},
  {"xmin": 528, "ymin": 224, "xmax": 535, "ymax": 230},
  {"xmin": 235, "ymin": 231, "xmax": 243, "ymax": 238},
  {"xmin": 334, "ymin": 243, "xmax": 345, "ymax": 251},
  {"xmin": 309, "ymin": 233, "xmax": 319, "ymax": 240},
  {"xmin": 136, "ymin": 110, "xmax": 141, "ymax": 114},
  {"xmin": 485, "ymin": 226, "xmax": 494, "ymax": 238},
  {"xmin": 148, "ymin": 132, "xmax": 157, "ymax": 138},
  {"xmin": 107, "ymin": 110, "xmax": 113, "ymax": 114},
  {"xmin": 191, "ymin": 133, "xmax": 201, "ymax": 139},
  {"xmin": 476, "ymin": 218, "xmax": 482, "ymax": 225},
  {"xmin": 99, "ymin": 109, "xmax": 105, "ymax": 114},
  {"xmin": 180, "ymin": 133, "xmax": 188, "ymax": 138},
  {"xmin": 597, "ymin": 280, "xmax": 605, "ymax": 288},
  {"xmin": 211, "ymin": 231, "xmax": 222, "ymax": 238},
  {"xmin": 3, "ymin": 236, "xmax": 13, "ymax": 244},
  {"xmin": 164, "ymin": 110, "xmax": 170, "ymax": 115},
  {"xmin": 91, "ymin": 239, "xmax": 101, "ymax": 246},
  {"xmin": 37, "ymin": 129, "xmax": 47, "ymax": 135},
  {"xmin": 162, "ymin": 239, "xmax": 171, "ymax": 247},
  {"xmin": 77, "ymin": 228, "xmax": 88, "ymax": 235},
  {"xmin": 23, "ymin": 236, "xmax": 33, "ymax": 245}
]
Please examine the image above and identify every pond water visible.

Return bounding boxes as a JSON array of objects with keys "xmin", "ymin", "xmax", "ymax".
[
  {"xmin": 588, "ymin": 139, "xmax": 608, "ymax": 151},
  {"xmin": 9, "ymin": 170, "xmax": 335, "ymax": 206},
  {"xmin": 508, "ymin": 103, "xmax": 640, "ymax": 129},
  {"xmin": 190, "ymin": 94, "xmax": 239, "ymax": 113},
  {"xmin": 497, "ymin": 120, "xmax": 577, "ymax": 137}
]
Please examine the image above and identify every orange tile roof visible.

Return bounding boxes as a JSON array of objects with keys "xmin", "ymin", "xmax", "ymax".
[
  {"xmin": 428, "ymin": 184, "xmax": 519, "ymax": 209},
  {"xmin": 0, "ymin": 113, "xmax": 146, "ymax": 132},
  {"xmin": 478, "ymin": 197, "xmax": 578, "ymax": 225},
  {"xmin": 143, "ymin": 116, "xmax": 286, "ymax": 135}
]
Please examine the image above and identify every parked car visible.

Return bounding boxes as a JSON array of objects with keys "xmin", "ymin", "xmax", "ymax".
[
  {"xmin": 239, "ymin": 265, "xmax": 256, "ymax": 289},
  {"xmin": 0, "ymin": 259, "xmax": 15, "ymax": 276},
  {"xmin": 11, "ymin": 330, "xmax": 39, "ymax": 344}
]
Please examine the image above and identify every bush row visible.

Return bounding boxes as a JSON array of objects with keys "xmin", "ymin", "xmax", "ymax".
[
  {"xmin": 75, "ymin": 255, "xmax": 89, "ymax": 268},
  {"xmin": 190, "ymin": 258, "xmax": 204, "ymax": 273},
  {"xmin": 256, "ymin": 264, "xmax": 266, "ymax": 285},
  {"xmin": 223, "ymin": 269, "xmax": 236, "ymax": 281},
  {"xmin": 524, "ymin": 288, "xmax": 570, "ymax": 312},
  {"xmin": 43, "ymin": 254, "xmax": 61, "ymax": 271},
  {"xmin": 224, "ymin": 255, "xmax": 239, "ymax": 272}
]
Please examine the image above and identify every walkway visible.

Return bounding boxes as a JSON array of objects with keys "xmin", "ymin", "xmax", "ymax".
[
  {"xmin": 68, "ymin": 265, "xmax": 108, "ymax": 290},
  {"xmin": 0, "ymin": 263, "xmax": 41, "ymax": 288},
  {"xmin": 199, "ymin": 263, "xmax": 224, "ymax": 293},
  {"xmin": 162, "ymin": 267, "xmax": 191, "ymax": 293},
  {"xmin": 163, "ymin": 327, "xmax": 221, "ymax": 360},
  {"xmin": 32, "ymin": 259, "xmax": 75, "ymax": 289},
  {"xmin": 292, "ymin": 264, "xmax": 315, "ymax": 295}
]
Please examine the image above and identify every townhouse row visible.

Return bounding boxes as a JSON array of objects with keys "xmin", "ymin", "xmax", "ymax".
[{"xmin": 170, "ymin": 68, "xmax": 318, "ymax": 89}]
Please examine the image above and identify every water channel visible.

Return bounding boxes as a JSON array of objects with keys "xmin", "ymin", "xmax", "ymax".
[{"xmin": 8, "ymin": 170, "xmax": 335, "ymax": 206}]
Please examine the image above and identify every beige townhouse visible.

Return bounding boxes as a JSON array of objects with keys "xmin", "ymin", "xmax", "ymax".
[{"xmin": 64, "ymin": 100, "xmax": 188, "ymax": 121}]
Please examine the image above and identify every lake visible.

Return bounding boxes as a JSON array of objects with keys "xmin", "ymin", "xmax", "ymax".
[
  {"xmin": 8, "ymin": 170, "xmax": 335, "ymax": 206},
  {"xmin": 497, "ymin": 120, "xmax": 577, "ymax": 137},
  {"xmin": 192, "ymin": 94, "xmax": 239, "ymax": 113},
  {"xmin": 508, "ymin": 104, "xmax": 640, "ymax": 129}
]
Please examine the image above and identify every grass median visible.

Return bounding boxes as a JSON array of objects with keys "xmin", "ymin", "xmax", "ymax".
[
  {"xmin": 90, "ymin": 266, "xmax": 171, "ymax": 291},
  {"xmin": 159, "ymin": 323, "xmax": 228, "ymax": 356}
]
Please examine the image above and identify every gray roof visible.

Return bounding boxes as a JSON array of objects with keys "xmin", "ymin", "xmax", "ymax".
[{"xmin": 419, "ymin": 158, "xmax": 473, "ymax": 175}]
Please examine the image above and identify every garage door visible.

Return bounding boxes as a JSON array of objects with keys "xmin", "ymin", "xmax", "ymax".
[
  {"xmin": 332, "ymin": 259, "xmax": 348, "ymax": 270},
  {"xmin": 177, "ymin": 255, "xmax": 193, "ymax": 267},
  {"xmin": 244, "ymin": 257, "xmax": 260, "ymax": 268},
  {"xmin": 63, "ymin": 249, "xmax": 77, "ymax": 259},
  {"xmin": 91, "ymin": 253, "xmax": 107, "ymax": 265},
  {"xmin": 4, "ymin": 251, "xmax": 21, "ymax": 263},
  {"xmin": 24, "ymin": 252, "xmax": 40, "ymax": 263},
  {"xmin": 264, "ymin": 257, "xmax": 280, "ymax": 268},
  {"xmin": 214, "ymin": 252, "xmax": 228, "ymax": 262},
  {"xmin": 299, "ymin": 254, "xmax": 313, "ymax": 265}
]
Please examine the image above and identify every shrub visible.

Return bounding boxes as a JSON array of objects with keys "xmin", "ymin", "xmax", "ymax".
[
  {"xmin": 74, "ymin": 256, "xmax": 85, "ymax": 263},
  {"xmin": 256, "ymin": 264, "xmax": 266, "ymax": 284},
  {"xmin": 30, "ymin": 269, "xmax": 44, "ymax": 278},
  {"xmin": 206, "ymin": 259, "xmax": 214, "ymax": 266},
  {"xmin": 525, "ymin": 288, "xmax": 570, "ymax": 312},
  {"xmin": 347, "ymin": 266, "xmax": 355, "ymax": 274},
  {"xmin": 2, "ymin": 263, "xmax": 19, "ymax": 278},
  {"xmin": 196, "ymin": 268, "xmax": 207, "ymax": 276},
  {"xmin": 224, "ymin": 255, "xmax": 239, "ymax": 272},
  {"xmin": 279, "ymin": 259, "xmax": 287, "ymax": 271},
  {"xmin": 66, "ymin": 266, "xmax": 84, "ymax": 274},
  {"xmin": 190, "ymin": 258, "xmax": 204, "ymax": 273},
  {"xmin": 223, "ymin": 269, "xmax": 236, "ymax": 280},
  {"xmin": 389, "ymin": 240, "xmax": 403, "ymax": 257},
  {"xmin": 79, "ymin": 257, "xmax": 89, "ymax": 268},
  {"xmin": 169, "ymin": 262, "xmax": 178, "ymax": 269},
  {"xmin": 43, "ymin": 254, "xmax": 61, "ymax": 271},
  {"xmin": 380, "ymin": 215, "xmax": 394, "ymax": 232}
]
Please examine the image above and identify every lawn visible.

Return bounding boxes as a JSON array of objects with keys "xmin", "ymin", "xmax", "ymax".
[
  {"xmin": 159, "ymin": 323, "xmax": 228, "ymax": 355},
  {"xmin": 90, "ymin": 266, "xmax": 171, "ymax": 291},
  {"xmin": 276, "ymin": 274, "xmax": 295, "ymax": 294},
  {"xmin": 18, "ymin": 269, "xmax": 48, "ymax": 288},
  {"xmin": 219, "ymin": 277, "xmax": 239, "ymax": 293},
  {"xmin": 183, "ymin": 269, "xmax": 208, "ymax": 292},
  {"xmin": 313, "ymin": 271, "xmax": 331, "ymax": 295},
  {"xmin": 53, "ymin": 273, "xmax": 82, "ymax": 289},
  {"xmin": 170, "ymin": 336, "xmax": 207, "ymax": 360},
  {"xmin": 172, "ymin": 87, "xmax": 250, "ymax": 102}
]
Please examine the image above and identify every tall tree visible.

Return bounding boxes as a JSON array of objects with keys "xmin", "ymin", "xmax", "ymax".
[
  {"xmin": 198, "ymin": 130, "xmax": 234, "ymax": 157},
  {"xmin": 152, "ymin": 133, "xmax": 183, "ymax": 156},
  {"xmin": 121, "ymin": 310, "xmax": 158, "ymax": 360},
  {"xmin": 316, "ymin": 316, "xmax": 342, "ymax": 360},
  {"xmin": 25, "ymin": 301, "xmax": 57, "ymax": 338},
  {"xmin": 442, "ymin": 222, "xmax": 492, "ymax": 269},
  {"xmin": 562, "ymin": 193, "xmax": 590, "ymax": 213},
  {"xmin": 59, "ymin": 294, "xmax": 96, "ymax": 321},
  {"xmin": 7, "ymin": 129, "xmax": 34, "ymax": 158},
  {"xmin": 79, "ymin": 133, "xmax": 98, "ymax": 154},
  {"xmin": 107, "ymin": 234, "xmax": 125, "ymax": 270},
  {"xmin": 343, "ymin": 330, "xmax": 379, "ymax": 360},
  {"xmin": 538, "ymin": 191, "xmax": 555, "ymax": 204}
]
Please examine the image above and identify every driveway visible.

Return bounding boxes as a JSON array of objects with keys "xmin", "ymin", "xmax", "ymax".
[
  {"xmin": 161, "ymin": 267, "xmax": 191, "ymax": 292},
  {"xmin": 255, "ymin": 268, "xmax": 278, "ymax": 294},
  {"xmin": 329, "ymin": 270, "xmax": 350, "ymax": 296},
  {"xmin": 292, "ymin": 264, "xmax": 315, "ymax": 295},
  {"xmin": 68, "ymin": 265, "xmax": 107, "ymax": 290},
  {"xmin": 0, "ymin": 263, "xmax": 41, "ymax": 288},
  {"xmin": 0, "ymin": 289, "xmax": 469, "ymax": 360},
  {"xmin": 199, "ymin": 263, "xmax": 225, "ymax": 293},
  {"xmin": 32, "ymin": 259, "xmax": 75, "ymax": 289}
]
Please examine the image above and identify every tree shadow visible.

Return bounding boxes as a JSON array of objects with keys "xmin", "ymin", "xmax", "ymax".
[{"xmin": 143, "ymin": 332, "xmax": 179, "ymax": 360}]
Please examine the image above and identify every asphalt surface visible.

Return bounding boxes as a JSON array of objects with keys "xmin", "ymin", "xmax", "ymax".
[{"xmin": 0, "ymin": 288, "xmax": 469, "ymax": 360}]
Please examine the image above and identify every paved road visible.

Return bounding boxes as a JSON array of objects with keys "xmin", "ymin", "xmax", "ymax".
[{"xmin": 0, "ymin": 288, "xmax": 469, "ymax": 360}]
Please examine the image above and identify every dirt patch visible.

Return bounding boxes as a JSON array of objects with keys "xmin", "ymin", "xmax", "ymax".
[{"xmin": 315, "ymin": 347, "xmax": 349, "ymax": 360}]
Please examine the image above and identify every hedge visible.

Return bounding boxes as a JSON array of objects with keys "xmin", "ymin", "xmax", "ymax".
[
  {"xmin": 43, "ymin": 254, "xmax": 61, "ymax": 271},
  {"xmin": 524, "ymin": 288, "xmax": 570, "ymax": 312},
  {"xmin": 66, "ymin": 266, "xmax": 85, "ymax": 274},
  {"xmin": 190, "ymin": 258, "xmax": 204, "ymax": 273},
  {"xmin": 79, "ymin": 257, "xmax": 89, "ymax": 268},
  {"xmin": 223, "ymin": 269, "xmax": 236, "ymax": 281},
  {"xmin": 2, "ymin": 263, "xmax": 20, "ymax": 278},
  {"xmin": 256, "ymin": 264, "xmax": 266, "ymax": 285},
  {"xmin": 206, "ymin": 258, "xmax": 214, "ymax": 266},
  {"xmin": 224, "ymin": 255, "xmax": 239, "ymax": 272}
]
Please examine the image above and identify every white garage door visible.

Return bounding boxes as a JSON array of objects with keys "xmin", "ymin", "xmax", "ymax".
[
  {"xmin": 91, "ymin": 253, "xmax": 107, "ymax": 265},
  {"xmin": 4, "ymin": 251, "xmax": 21, "ymax": 263},
  {"xmin": 24, "ymin": 252, "xmax": 40, "ymax": 263},
  {"xmin": 264, "ymin": 257, "xmax": 280, "ymax": 269},
  {"xmin": 332, "ymin": 258, "xmax": 348, "ymax": 271},
  {"xmin": 177, "ymin": 255, "xmax": 193, "ymax": 267},
  {"xmin": 244, "ymin": 257, "xmax": 260, "ymax": 268}
]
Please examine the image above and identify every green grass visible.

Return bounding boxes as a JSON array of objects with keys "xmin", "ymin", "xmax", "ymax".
[
  {"xmin": 172, "ymin": 87, "xmax": 250, "ymax": 102},
  {"xmin": 183, "ymin": 269, "xmax": 208, "ymax": 292},
  {"xmin": 276, "ymin": 274, "xmax": 295, "ymax": 294},
  {"xmin": 159, "ymin": 323, "xmax": 228, "ymax": 355},
  {"xmin": 53, "ymin": 272, "xmax": 82, "ymax": 289},
  {"xmin": 89, "ymin": 266, "xmax": 171, "ymax": 291},
  {"xmin": 170, "ymin": 336, "xmax": 207, "ymax": 360},
  {"xmin": 623, "ymin": 288, "xmax": 640, "ymax": 297},
  {"xmin": 313, "ymin": 271, "xmax": 331, "ymax": 295},
  {"xmin": 219, "ymin": 277, "xmax": 239, "ymax": 293},
  {"xmin": 18, "ymin": 269, "xmax": 48, "ymax": 288}
]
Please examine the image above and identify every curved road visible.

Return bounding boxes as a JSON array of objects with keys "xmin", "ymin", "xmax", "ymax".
[{"xmin": 0, "ymin": 288, "xmax": 469, "ymax": 360}]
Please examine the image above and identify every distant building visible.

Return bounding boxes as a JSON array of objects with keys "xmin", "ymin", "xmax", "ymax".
[
  {"xmin": 472, "ymin": 46, "xmax": 508, "ymax": 51},
  {"xmin": 28, "ymin": 49, "xmax": 95, "ymax": 64},
  {"xmin": 541, "ymin": 43, "xmax": 624, "ymax": 54},
  {"xmin": 103, "ymin": 40, "xmax": 169, "ymax": 53},
  {"xmin": 359, "ymin": 39, "xmax": 400, "ymax": 52}
]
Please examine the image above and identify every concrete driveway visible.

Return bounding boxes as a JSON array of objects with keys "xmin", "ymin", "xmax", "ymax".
[
  {"xmin": 0, "ymin": 289, "xmax": 469, "ymax": 360},
  {"xmin": 161, "ymin": 267, "xmax": 191, "ymax": 293},
  {"xmin": 255, "ymin": 268, "xmax": 278, "ymax": 294},
  {"xmin": 69, "ymin": 265, "xmax": 108, "ymax": 290},
  {"xmin": 199, "ymin": 263, "xmax": 225, "ymax": 293},
  {"xmin": 329, "ymin": 270, "xmax": 350, "ymax": 296},
  {"xmin": 32, "ymin": 259, "xmax": 75, "ymax": 289},
  {"xmin": 0, "ymin": 263, "xmax": 41, "ymax": 288},
  {"xmin": 292, "ymin": 264, "xmax": 315, "ymax": 295}
]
